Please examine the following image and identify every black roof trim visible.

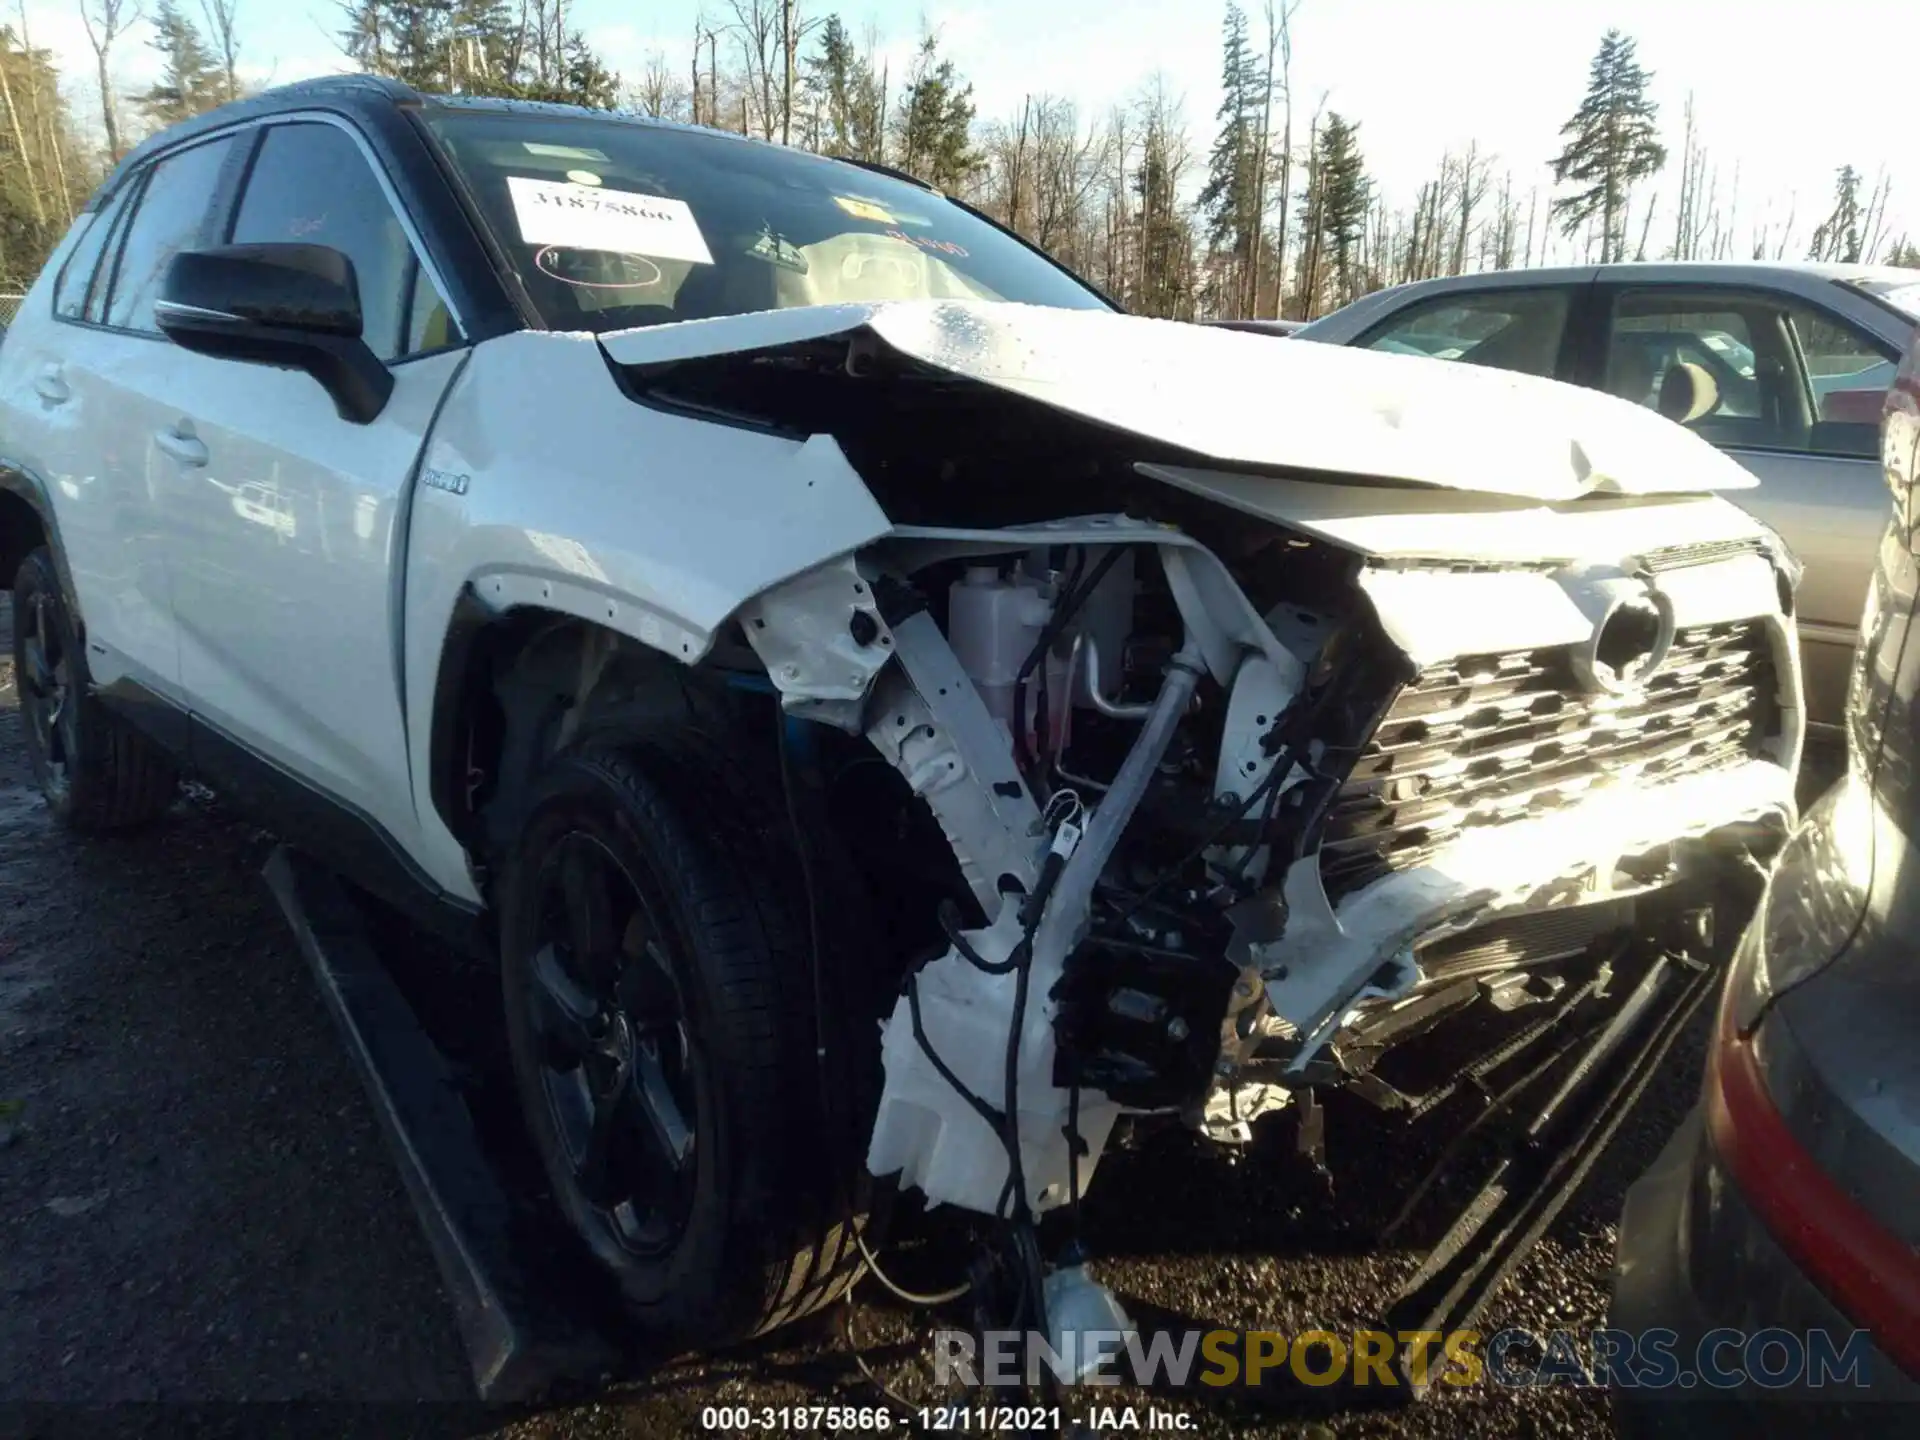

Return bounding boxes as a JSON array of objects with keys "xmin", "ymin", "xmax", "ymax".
[{"xmin": 824, "ymin": 154, "xmax": 938, "ymax": 193}]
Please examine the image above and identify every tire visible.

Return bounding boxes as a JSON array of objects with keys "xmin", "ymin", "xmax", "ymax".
[
  {"xmin": 496, "ymin": 730, "xmax": 872, "ymax": 1347},
  {"xmin": 9, "ymin": 547, "xmax": 177, "ymax": 832}
]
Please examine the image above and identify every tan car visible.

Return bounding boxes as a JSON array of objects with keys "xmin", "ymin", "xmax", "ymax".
[{"xmin": 1297, "ymin": 262, "xmax": 1920, "ymax": 736}]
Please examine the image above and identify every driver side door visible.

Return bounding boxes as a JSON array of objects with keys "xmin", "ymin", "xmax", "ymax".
[{"xmin": 147, "ymin": 117, "xmax": 469, "ymax": 875}]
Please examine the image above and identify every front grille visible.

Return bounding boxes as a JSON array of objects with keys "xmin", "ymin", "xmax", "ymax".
[{"xmin": 1318, "ymin": 620, "xmax": 1779, "ymax": 900}]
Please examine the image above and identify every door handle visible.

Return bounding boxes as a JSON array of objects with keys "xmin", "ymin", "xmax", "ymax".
[
  {"xmin": 154, "ymin": 422, "xmax": 209, "ymax": 468},
  {"xmin": 33, "ymin": 363, "xmax": 69, "ymax": 405}
]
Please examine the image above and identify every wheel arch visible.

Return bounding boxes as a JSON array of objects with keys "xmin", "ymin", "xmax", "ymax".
[
  {"xmin": 426, "ymin": 588, "xmax": 735, "ymax": 870},
  {"xmin": 0, "ymin": 466, "xmax": 70, "ymax": 618}
]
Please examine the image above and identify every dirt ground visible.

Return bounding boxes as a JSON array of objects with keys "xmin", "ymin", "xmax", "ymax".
[{"xmin": 2, "ymin": 594, "xmax": 1824, "ymax": 1439}]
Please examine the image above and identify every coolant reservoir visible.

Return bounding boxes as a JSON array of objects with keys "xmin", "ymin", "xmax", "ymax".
[{"xmin": 948, "ymin": 566, "xmax": 1068, "ymax": 748}]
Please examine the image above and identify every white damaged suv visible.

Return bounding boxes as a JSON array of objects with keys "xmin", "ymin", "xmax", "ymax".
[{"xmin": 0, "ymin": 78, "xmax": 1803, "ymax": 1348}]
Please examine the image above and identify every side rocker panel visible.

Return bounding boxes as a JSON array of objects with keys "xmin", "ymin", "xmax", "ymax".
[{"xmin": 400, "ymin": 331, "xmax": 895, "ymax": 902}]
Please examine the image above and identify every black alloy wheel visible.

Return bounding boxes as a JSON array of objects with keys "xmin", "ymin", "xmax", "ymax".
[
  {"xmin": 9, "ymin": 547, "xmax": 177, "ymax": 831},
  {"xmin": 498, "ymin": 737, "xmax": 870, "ymax": 1345},
  {"xmin": 526, "ymin": 831, "xmax": 698, "ymax": 1258},
  {"xmin": 15, "ymin": 582, "xmax": 75, "ymax": 805}
]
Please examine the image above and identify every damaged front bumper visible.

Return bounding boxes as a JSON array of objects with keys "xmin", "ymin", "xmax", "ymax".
[{"xmin": 740, "ymin": 497, "xmax": 1803, "ymax": 1221}]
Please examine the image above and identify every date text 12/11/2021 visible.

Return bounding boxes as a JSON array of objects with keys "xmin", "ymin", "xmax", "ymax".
[{"xmin": 698, "ymin": 1405, "xmax": 1195, "ymax": 1431}]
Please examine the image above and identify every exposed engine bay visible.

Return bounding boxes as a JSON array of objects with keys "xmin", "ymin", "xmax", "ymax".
[{"xmin": 731, "ymin": 501, "xmax": 1800, "ymax": 1224}]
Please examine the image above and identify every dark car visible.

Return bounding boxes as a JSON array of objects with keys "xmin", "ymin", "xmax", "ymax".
[{"xmin": 1608, "ymin": 333, "xmax": 1920, "ymax": 1430}]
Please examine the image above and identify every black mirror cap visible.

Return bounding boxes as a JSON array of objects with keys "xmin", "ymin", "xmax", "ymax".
[
  {"xmin": 161, "ymin": 243, "xmax": 366, "ymax": 338},
  {"xmin": 156, "ymin": 244, "xmax": 392, "ymax": 424}
]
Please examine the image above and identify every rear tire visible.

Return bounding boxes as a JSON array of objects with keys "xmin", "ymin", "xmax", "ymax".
[
  {"xmin": 497, "ymin": 730, "xmax": 871, "ymax": 1347},
  {"xmin": 9, "ymin": 547, "xmax": 177, "ymax": 832}
]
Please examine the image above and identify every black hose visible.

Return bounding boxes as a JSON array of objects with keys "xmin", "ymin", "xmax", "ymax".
[
  {"xmin": 776, "ymin": 711, "xmax": 845, "ymax": 1216},
  {"xmin": 906, "ymin": 971, "xmax": 1007, "ymax": 1138},
  {"xmin": 1115, "ymin": 746, "xmax": 1291, "ymax": 925},
  {"xmin": 938, "ymin": 898, "xmax": 1022, "ymax": 975}
]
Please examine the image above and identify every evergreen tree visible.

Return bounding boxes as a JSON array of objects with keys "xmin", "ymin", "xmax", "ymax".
[
  {"xmin": 1132, "ymin": 113, "xmax": 1193, "ymax": 319},
  {"xmin": 554, "ymin": 31, "xmax": 619, "ymax": 109},
  {"xmin": 339, "ymin": 1, "xmax": 618, "ymax": 107},
  {"xmin": 1888, "ymin": 238, "xmax": 1920, "ymax": 269},
  {"xmin": 1317, "ymin": 113, "xmax": 1368, "ymax": 302},
  {"xmin": 1197, "ymin": 4, "xmax": 1261, "ymax": 309},
  {"xmin": 138, "ymin": 1, "xmax": 222, "ymax": 129},
  {"xmin": 892, "ymin": 32, "xmax": 978, "ymax": 190},
  {"xmin": 805, "ymin": 15, "xmax": 864, "ymax": 155},
  {"xmin": 1808, "ymin": 165, "xmax": 1863, "ymax": 264},
  {"xmin": 1549, "ymin": 30, "xmax": 1666, "ymax": 263}
]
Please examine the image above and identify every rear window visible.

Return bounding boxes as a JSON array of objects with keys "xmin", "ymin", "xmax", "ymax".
[{"xmin": 421, "ymin": 108, "xmax": 1109, "ymax": 334}]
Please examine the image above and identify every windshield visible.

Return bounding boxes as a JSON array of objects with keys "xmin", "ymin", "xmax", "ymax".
[
  {"xmin": 1851, "ymin": 276, "xmax": 1920, "ymax": 324},
  {"xmin": 421, "ymin": 107, "xmax": 1110, "ymax": 333}
]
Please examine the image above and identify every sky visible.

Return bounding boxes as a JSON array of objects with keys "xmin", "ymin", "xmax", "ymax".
[{"xmin": 19, "ymin": 0, "xmax": 1919, "ymax": 264}]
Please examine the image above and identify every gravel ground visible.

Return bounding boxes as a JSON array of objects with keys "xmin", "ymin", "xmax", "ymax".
[{"xmin": 1, "ymin": 594, "xmax": 1829, "ymax": 1440}]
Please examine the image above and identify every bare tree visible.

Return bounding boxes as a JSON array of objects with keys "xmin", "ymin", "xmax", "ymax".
[
  {"xmin": 1669, "ymin": 93, "xmax": 1705, "ymax": 259},
  {"xmin": 525, "ymin": 0, "xmax": 566, "ymax": 86},
  {"xmin": 0, "ymin": 44, "xmax": 45, "ymax": 231},
  {"xmin": 199, "ymin": 0, "xmax": 240, "ymax": 102},
  {"xmin": 1242, "ymin": 0, "xmax": 1297, "ymax": 316},
  {"xmin": 775, "ymin": 0, "xmax": 821, "ymax": 145},
  {"xmin": 727, "ymin": 0, "xmax": 778, "ymax": 139},
  {"xmin": 1261, "ymin": 0, "xmax": 1299, "ymax": 317},
  {"xmin": 632, "ymin": 48, "xmax": 688, "ymax": 120},
  {"xmin": 1861, "ymin": 169, "xmax": 1893, "ymax": 263},
  {"xmin": 1632, "ymin": 192, "xmax": 1658, "ymax": 260},
  {"xmin": 78, "ymin": 0, "xmax": 142, "ymax": 162},
  {"xmin": 1449, "ymin": 140, "xmax": 1489, "ymax": 274},
  {"xmin": 689, "ymin": 14, "xmax": 703, "ymax": 124},
  {"xmin": 985, "ymin": 96, "xmax": 1034, "ymax": 232},
  {"xmin": 17, "ymin": 3, "xmax": 75, "ymax": 225}
]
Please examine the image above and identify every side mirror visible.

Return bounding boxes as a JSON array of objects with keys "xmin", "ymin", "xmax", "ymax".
[{"xmin": 155, "ymin": 243, "xmax": 393, "ymax": 424}]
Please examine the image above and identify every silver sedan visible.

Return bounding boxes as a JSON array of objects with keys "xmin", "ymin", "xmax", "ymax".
[{"xmin": 1296, "ymin": 262, "xmax": 1920, "ymax": 735}]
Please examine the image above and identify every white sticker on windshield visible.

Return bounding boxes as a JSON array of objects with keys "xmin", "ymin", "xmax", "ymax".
[{"xmin": 507, "ymin": 176, "xmax": 714, "ymax": 265}]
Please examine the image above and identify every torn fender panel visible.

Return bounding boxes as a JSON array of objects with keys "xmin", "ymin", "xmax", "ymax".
[
  {"xmin": 398, "ymin": 330, "xmax": 892, "ymax": 898},
  {"xmin": 599, "ymin": 299, "xmax": 1759, "ymax": 502}
]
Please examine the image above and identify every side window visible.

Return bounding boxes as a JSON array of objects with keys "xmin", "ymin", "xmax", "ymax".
[
  {"xmin": 1790, "ymin": 306, "xmax": 1897, "ymax": 456},
  {"xmin": 230, "ymin": 122, "xmax": 459, "ymax": 362},
  {"xmin": 403, "ymin": 256, "xmax": 460, "ymax": 355},
  {"xmin": 1605, "ymin": 300, "xmax": 1762, "ymax": 423},
  {"xmin": 1604, "ymin": 291, "xmax": 1894, "ymax": 460},
  {"xmin": 1359, "ymin": 290, "xmax": 1571, "ymax": 378},
  {"xmin": 103, "ymin": 137, "xmax": 233, "ymax": 332},
  {"xmin": 53, "ymin": 185, "xmax": 135, "ymax": 322}
]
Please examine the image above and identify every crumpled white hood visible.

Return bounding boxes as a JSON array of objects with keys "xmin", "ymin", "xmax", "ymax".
[{"xmin": 598, "ymin": 299, "xmax": 1758, "ymax": 502}]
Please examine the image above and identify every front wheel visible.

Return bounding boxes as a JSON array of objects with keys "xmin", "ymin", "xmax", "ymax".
[
  {"xmin": 9, "ymin": 548, "xmax": 177, "ymax": 831},
  {"xmin": 497, "ymin": 736, "xmax": 868, "ymax": 1347}
]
